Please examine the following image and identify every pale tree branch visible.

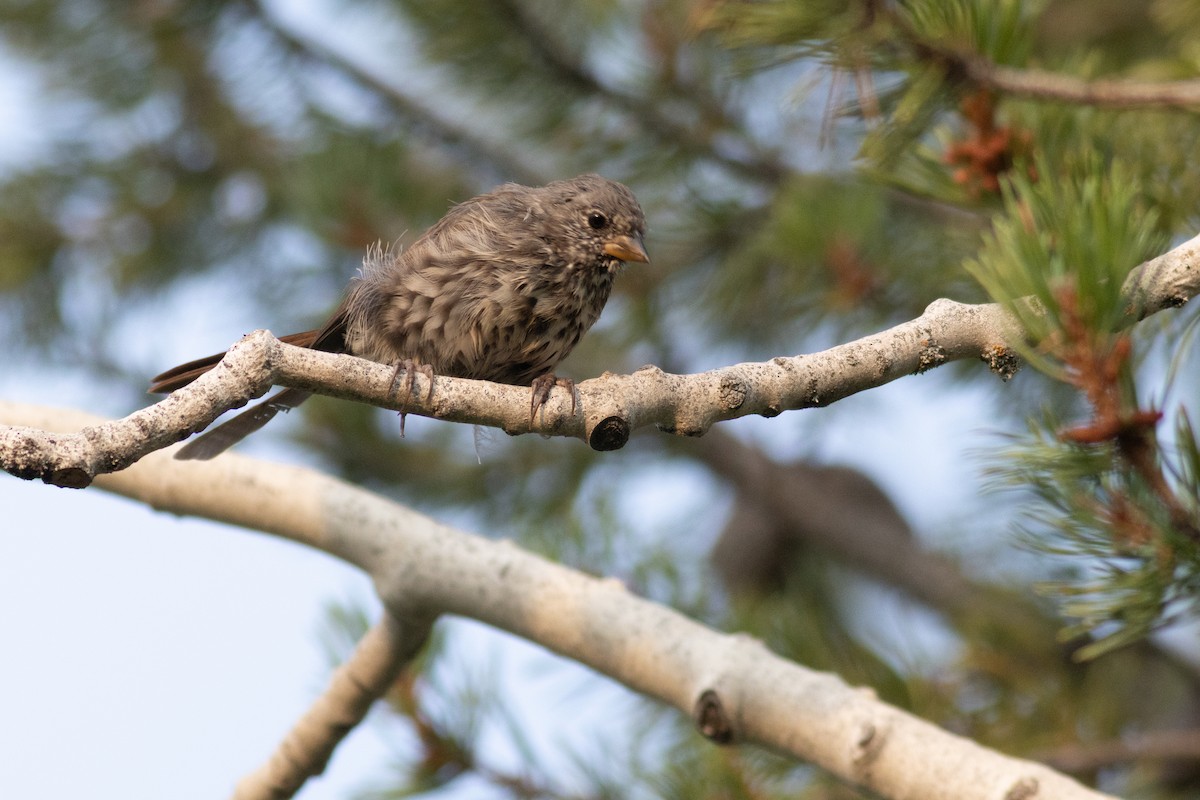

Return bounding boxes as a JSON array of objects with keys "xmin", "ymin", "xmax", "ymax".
[
  {"xmin": 2, "ymin": 233, "xmax": 1197, "ymax": 489},
  {"xmin": 233, "ymin": 614, "xmax": 433, "ymax": 800},
  {"xmin": 0, "ymin": 402, "xmax": 1117, "ymax": 800},
  {"xmin": 1121, "ymin": 232, "xmax": 1200, "ymax": 316}
]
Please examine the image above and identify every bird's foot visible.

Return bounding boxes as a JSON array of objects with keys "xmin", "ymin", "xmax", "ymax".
[
  {"xmin": 389, "ymin": 358, "xmax": 436, "ymax": 437},
  {"xmin": 389, "ymin": 358, "xmax": 436, "ymax": 402},
  {"xmin": 529, "ymin": 373, "xmax": 577, "ymax": 422}
]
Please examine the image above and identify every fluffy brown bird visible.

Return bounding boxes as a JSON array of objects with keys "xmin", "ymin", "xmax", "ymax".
[{"xmin": 150, "ymin": 173, "xmax": 648, "ymax": 460}]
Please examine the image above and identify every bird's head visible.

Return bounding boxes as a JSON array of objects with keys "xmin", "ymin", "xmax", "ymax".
[{"xmin": 539, "ymin": 174, "xmax": 649, "ymax": 272}]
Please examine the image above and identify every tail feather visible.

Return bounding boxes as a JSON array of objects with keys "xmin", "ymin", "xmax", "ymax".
[
  {"xmin": 152, "ymin": 305, "xmax": 352, "ymax": 459},
  {"xmin": 148, "ymin": 331, "xmax": 322, "ymax": 394},
  {"xmin": 174, "ymin": 388, "xmax": 313, "ymax": 461}
]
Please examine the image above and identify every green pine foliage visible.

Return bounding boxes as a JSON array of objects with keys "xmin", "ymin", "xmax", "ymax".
[
  {"xmin": 968, "ymin": 152, "xmax": 1166, "ymax": 378},
  {"xmin": 967, "ymin": 149, "xmax": 1200, "ymax": 658}
]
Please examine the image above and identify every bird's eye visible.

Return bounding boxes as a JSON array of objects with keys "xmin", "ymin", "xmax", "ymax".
[{"xmin": 587, "ymin": 211, "xmax": 608, "ymax": 230}]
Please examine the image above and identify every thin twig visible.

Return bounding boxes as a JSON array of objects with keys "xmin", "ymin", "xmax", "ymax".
[
  {"xmin": 886, "ymin": 5, "xmax": 1200, "ymax": 111},
  {"xmin": 1043, "ymin": 729, "xmax": 1200, "ymax": 773},
  {"xmin": 492, "ymin": 0, "xmax": 786, "ymax": 183},
  {"xmin": 251, "ymin": 0, "xmax": 545, "ymax": 184},
  {"xmin": 964, "ymin": 61, "xmax": 1200, "ymax": 111},
  {"xmin": 232, "ymin": 614, "xmax": 434, "ymax": 800}
]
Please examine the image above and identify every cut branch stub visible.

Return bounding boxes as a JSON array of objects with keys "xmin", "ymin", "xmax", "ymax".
[
  {"xmin": 589, "ymin": 415, "xmax": 630, "ymax": 450},
  {"xmin": 695, "ymin": 689, "xmax": 735, "ymax": 744}
]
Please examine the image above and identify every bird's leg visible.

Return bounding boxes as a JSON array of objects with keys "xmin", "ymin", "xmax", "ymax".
[
  {"xmin": 529, "ymin": 373, "xmax": 577, "ymax": 422},
  {"xmin": 388, "ymin": 358, "xmax": 436, "ymax": 437}
]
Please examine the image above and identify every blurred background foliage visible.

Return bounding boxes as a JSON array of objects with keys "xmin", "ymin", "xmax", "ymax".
[{"xmin": 4, "ymin": 0, "xmax": 1200, "ymax": 797}]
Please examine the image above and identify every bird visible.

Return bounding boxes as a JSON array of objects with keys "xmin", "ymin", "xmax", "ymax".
[{"xmin": 149, "ymin": 173, "xmax": 649, "ymax": 460}]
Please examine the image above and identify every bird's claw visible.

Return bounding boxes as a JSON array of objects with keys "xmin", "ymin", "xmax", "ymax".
[
  {"xmin": 529, "ymin": 374, "xmax": 577, "ymax": 422},
  {"xmin": 389, "ymin": 358, "xmax": 436, "ymax": 437}
]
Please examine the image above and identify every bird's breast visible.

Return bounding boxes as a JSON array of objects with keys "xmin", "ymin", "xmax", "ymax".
[{"xmin": 355, "ymin": 260, "xmax": 617, "ymax": 386}]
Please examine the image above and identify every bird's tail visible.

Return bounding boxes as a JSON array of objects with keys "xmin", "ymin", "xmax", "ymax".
[
  {"xmin": 172, "ymin": 387, "xmax": 314, "ymax": 460},
  {"xmin": 150, "ymin": 309, "xmax": 349, "ymax": 460},
  {"xmin": 148, "ymin": 330, "xmax": 321, "ymax": 393}
]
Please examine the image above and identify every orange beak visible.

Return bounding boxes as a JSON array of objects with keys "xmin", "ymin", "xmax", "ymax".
[{"xmin": 603, "ymin": 234, "xmax": 649, "ymax": 264}]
